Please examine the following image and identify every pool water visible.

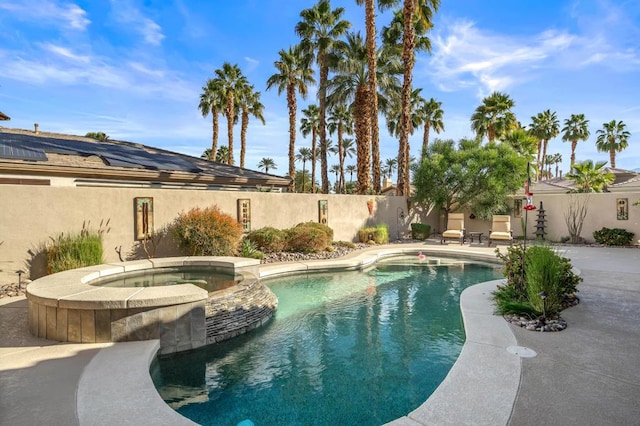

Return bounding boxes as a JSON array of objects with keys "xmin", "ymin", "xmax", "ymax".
[
  {"xmin": 151, "ymin": 257, "xmax": 501, "ymax": 426},
  {"xmin": 93, "ymin": 267, "xmax": 242, "ymax": 293}
]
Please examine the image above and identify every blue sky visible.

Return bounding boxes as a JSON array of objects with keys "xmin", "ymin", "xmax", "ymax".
[{"xmin": 1, "ymin": 0, "xmax": 639, "ymax": 180}]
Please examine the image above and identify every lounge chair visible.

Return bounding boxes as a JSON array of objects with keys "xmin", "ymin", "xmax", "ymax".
[
  {"xmin": 488, "ymin": 215, "xmax": 513, "ymax": 246},
  {"xmin": 440, "ymin": 213, "xmax": 465, "ymax": 245}
]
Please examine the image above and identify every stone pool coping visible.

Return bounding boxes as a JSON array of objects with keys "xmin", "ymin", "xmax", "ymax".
[{"xmin": 72, "ymin": 244, "xmax": 520, "ymax": 425}]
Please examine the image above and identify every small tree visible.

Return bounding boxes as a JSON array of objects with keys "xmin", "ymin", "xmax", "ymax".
[{"xmin": 564, "ymin": 194, "xmax": 589, "ymax": 244}]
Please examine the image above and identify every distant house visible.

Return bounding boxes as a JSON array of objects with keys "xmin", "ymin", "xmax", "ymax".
[
  {"xmin": 0, "ymin": 126, "xmax": 291, "ymax": 191},
  {"xmin": 530, "ymin": 168, "xmax": 640, "ymax": 194}
]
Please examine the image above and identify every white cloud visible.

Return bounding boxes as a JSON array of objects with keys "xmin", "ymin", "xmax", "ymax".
[
  {"xmin": 41, "ymin": 43, "xmax": 90, "ymax": 63},
  {"xmin": 109, "ymin": 0, "xmax": 165, "ymax": 46},
  {"xmin": 0, "ymin": 1, "xmax": 90, "ymax": 31}
]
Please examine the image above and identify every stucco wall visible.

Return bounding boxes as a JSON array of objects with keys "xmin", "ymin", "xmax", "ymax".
[{"xmin": 0, "ymin": 185, "xmax": 419, "ymax": 283}]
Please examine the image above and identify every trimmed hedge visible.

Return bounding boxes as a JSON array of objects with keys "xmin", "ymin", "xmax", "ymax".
[{"xmin": 592, "ymin": 227, "xmax": 634, "ymax": 246}]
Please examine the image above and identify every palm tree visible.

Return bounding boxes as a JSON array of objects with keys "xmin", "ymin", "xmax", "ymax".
[
  {"xmin": 529, "ymin": 109, "xmax": 560, "ymax": 178},
  {"xmin": 566, "ymin": 159, "xmax": 615, "ymax": 192},
  {"xmin": 296, "ymin": 0, "xmax": 351, "ymax": 194},
  {"xmin": 267, "ymin": 45, "xmax": 315, "ymax": 192},
  {"xmin": 257, "ymin": 158, "xmax": 277, "ymax": 174},
  {"xmin": 300, "ymin": 104, "xmax": 320, "ymax": 192},
  {"xmin": 417, "ymin": 97, "xmax": 444, "ymax": 157},
  {"xmin": 295, "ymin": 147, "xmax": 313, "ymax": 193},
  {"xmin": 384, "ymin": 157, "xmax": 397, "ymax": 181},
  {"xmin": 330, "ymin": 164, "xmax": 341, "ymax": 192},
  {"xmin": 238, "ymin": 85, "xmax": 265, "ymax": 168},
  {"xmin": 198, "ymin": 78, "xmax": 224, "ymax": 161},
  {"xmin": 346, "ymin": 164, "xmax": 357, "ymax": 183},
  {"xmin": 294, "ymin": 169, "xmax": 313, "ymax": 192},
  {"xmin": 386, "ymin": 87, "xmax": 424, "ymax": 138},
  {"xmin": 214, "ymin": 62, "xmax": 247, "ymax": 165},
  {"xmin": 215, "ymin": 145, "xmax": 230, "ymax": 163},
  {"xmin": 395, "ymin": 0, "xmax": 440, "ymax": 196},
  {"xmin": 561, "ymin": 114, "xmax": 590, "ymax": 172},
  {"xmin": 201, "ymin": 148, "xmax": 213, "ymax": 160},
  {"xmin": 471, "ymin": 91, "xmax": 517, "ymax": 143},
  {"xmin": 596, "ymin": 120, "xmax": 631, "ymax": 169},
  {"xmin": 327, "ymin": 103, "xmax": 353, "ymax": 194},
  {"xmin": 552, "ymin": 152, "xmax": 563, "ymax": 178}
]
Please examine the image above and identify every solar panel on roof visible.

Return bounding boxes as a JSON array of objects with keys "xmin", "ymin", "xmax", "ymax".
[{"xmin": 0, "ymin": 133, "xmax": 201, "ymax": 173}]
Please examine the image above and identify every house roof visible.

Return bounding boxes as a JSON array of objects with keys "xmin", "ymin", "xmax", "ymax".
[
  {"xmin": 529, "ymin": 167, "xmax": 640, "ymax": 193},
  {"xmin": 0, "ymin": 127, "xmax": 291, "ymax": 190},
  {"xmin": 0, "ymin": 111, "xmax": 10, "ymax": 121}
]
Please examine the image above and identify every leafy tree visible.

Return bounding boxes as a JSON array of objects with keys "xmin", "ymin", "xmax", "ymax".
[
  {"xmin": 529, "ymin": 109, "xmax": 559, "ymax": 178},
  {"xmin": 561, "ymin": 113, "xmax": 590, "ymax": 172},
  {"xmin": 296, "ymin": 0, "xmax": 351, "ymax": 193},
  {"xmin": 566, "ymin": 159, "xmax": 615, "ymax": 192},
  {"xmin": 295, "ymin": 147, "xmax": 313, "ymax": 192},
  {"xmin": 413, "ymin": 138, "xmax": 528, "ymax": 221},
  {"xmin": 596, "ymin": 120, "xmax": 631, "ymax": 169},
  {"xmin": 214, "ymin": 62, "xmax": 247, "ymax": 165},
  {"xmin": 267, "ymin": 45, "xmax": 315, "ymax": 192},
  {"xmin": 300, "ymin": 104, "xmax": 320, "ymax": 192},
  {"xmin": 198, "ymin": 78, "xmax": 224, "ymax": 161},
  {"xmin": 471, "ymin": 91, "xmax": 517, "ymax": 143},
  {"xmin": 257, "ymin": 158, "xmax": 277, "ymax": 174},
  {"xmin": 85, "ymin": 131, "xmax": 109, "ymax": 141}
]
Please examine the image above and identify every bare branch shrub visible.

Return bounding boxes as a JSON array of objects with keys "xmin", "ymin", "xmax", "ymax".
[{"xmin": 564, "ymin": 194, "xmax": 589, "ymax": 244}]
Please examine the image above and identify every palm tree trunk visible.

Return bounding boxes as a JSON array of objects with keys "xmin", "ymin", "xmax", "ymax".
[
  {"xmin": 610, "ymin": 149, "xmax": 616, "ymax": 168},
  {"xmin": 570, "ymin": 140, "xmax": 577, "ymax": 172},
  {"xmin": 240, "ymin": 108, "xmax": 248, "ymax": 168},
  {"xmin": 338, "ymin": 125, "xmax": 345, "ymax": 194},
  {"xmin": 540, "ymin": 139, "xmax": 548, "ymax": 180},
  {"xmin": 319, "ymin": 56, "xmax": 330, "ymax": 194},
  {"xmin": 287, "ymin": 84, "xmax": 297, "ymax": 192},
  {"xmin": 311, "ymin": 131, "xmax": 317, "ymax": 193},
  {"xmin": 398, "ymin": 0, "xmax": 416, "ymax": 197},
  {"xmin": 422, "ymin": 123, "xmax": 430, "ymax": 158},
  {"xmin": 212, "ymin": 107, "xmax": 219, "ymax": 161},
  {"xmin": 355, "ymin": 84, "xmax": 372, "ymax": 194},
  {"xmin": 365, "ymin": 0, "xmax": 381, "ymax": 193},
  {"xmin": 226, "ymin": 96, "xmax": 234, "ymax": 165}
]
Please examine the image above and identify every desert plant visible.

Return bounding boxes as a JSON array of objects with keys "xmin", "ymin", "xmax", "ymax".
[
  {"xmin": 285, "ymin": 223, "xmax": 332, "ymax": 253},
  {"xmin": 564, "ymin": 194, "xmax": 589, "ymax": 243},
  {"xmin": 525, "ymin": 246, "xmax": 563, "ymax": 316},
  {"xmin": 410, "ymin": 223, "xmax": 431, "ymax": 240},
  {"xmin": 173, "ymin": 206, "xmax": 242, "ymax": 256},
  {"xmin": 245, "ymin": 227, "xmax": 287, "ymax": 253},
  {"xmin": 46, "ymin": 220, "xmax": 109, "ymax": 274},
  {"xmin": 358, "ymin": 224, "xmax": 389, "ymax": 244},
  {"xmin": 593, "ymin": 227, "xmax": 635, "ymax": 246},
  {"xmin": 239, "ymin": 238, "xmax": 264, "ymax": 260},
  {"xmin": 294, "ymin": 221, "xmax": 334, "ymax": 241}
]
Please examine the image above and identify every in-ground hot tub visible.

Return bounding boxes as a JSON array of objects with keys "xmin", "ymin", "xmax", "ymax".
[{"xmin": 26, "ymin": 257, "xmax": 278, "ymax": 354}]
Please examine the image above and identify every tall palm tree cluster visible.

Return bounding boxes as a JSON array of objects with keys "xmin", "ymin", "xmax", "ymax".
[
  {"xmin": 199, "ymin": 0, "xmax": 442, "ymax": 195},
  {"xmin": 470, "ymin": 91, "xmax": 632, "ymax": 183},
  {"xmin": 198, "ymin": 1, "xmax": 631, "ymax": 196}
]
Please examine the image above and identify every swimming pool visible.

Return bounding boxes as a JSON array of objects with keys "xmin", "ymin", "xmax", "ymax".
[{"xmin": 152, "ymin": 256, "xmax": 502, "ymax": 425}]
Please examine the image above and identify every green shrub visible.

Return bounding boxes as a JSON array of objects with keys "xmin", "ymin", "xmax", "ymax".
[
  {"xmin": 493, "ymin": 242, "xmax": 582, "ymax": 316},
  {"xmin": 173, "ymin": 206, "xmax": 242, "ymax": 256},
  {"xmin": 332, "ymin": 240, "xmax": 356, "ymax": 249},
  {"xmin": 410, "ymin": 223, "xmax": 431, "ymax": 240},
  {"xmin": 294, "ymin": 221, "xmax": 334, "ymax": 242},
  {"xmin": 239, "ymin": 238, "xmax": 264, "ymax": 260},
  {"xmin": 525, "ymin": 246, "xmax": 563, "ymax": 315},
  {"xmin": 245, "ymin": 227, "xmax": 287, "ymax": 252},
  {"xmin": 47, "ymin": 221, "xmax": 108, "ymax": 274},
  {"xmin": 358, "ymin": 224, "xmax": 389, "ymax": 244},
  {"xmin": 286, "ymin": 223, "xmax": 331, "ymax": 253},
  {"xmin": 592, "ymin": 227, "xmax": 634, "ymax": 246}
]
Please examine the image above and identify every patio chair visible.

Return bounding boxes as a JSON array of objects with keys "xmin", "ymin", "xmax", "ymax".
[
  {"xmin": 488, "ymin": 215, "xmax": 513, "ymax": 246},
  {"xmin": 440, "ymin": 213, "xmax": 465, "ymax": 245}
]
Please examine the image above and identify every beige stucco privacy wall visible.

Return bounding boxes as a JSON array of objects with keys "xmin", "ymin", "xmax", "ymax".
[{"xmin": 0, "ymin": 185, "xmax": 420, "ymax": 283}]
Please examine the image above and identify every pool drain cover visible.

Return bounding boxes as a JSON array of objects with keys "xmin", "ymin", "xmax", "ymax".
[{"xmin": 506, "ymin": 345, "xmax": 537, "ymax": 358}]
